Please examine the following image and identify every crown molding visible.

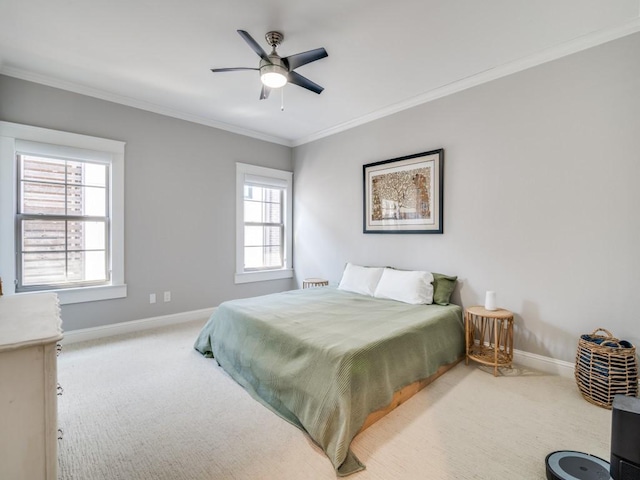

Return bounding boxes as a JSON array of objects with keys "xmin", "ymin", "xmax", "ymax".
[
  {"xmin": 2, "ymin": 17, "xmax": 639, "ymax": 149},
  {"xmin": 0, "ymin": 67, "xmax": 293, "ymax": 147},
  {"xmin": 291, "ymin": 17, "xmax": 640, "ymax": 147}
]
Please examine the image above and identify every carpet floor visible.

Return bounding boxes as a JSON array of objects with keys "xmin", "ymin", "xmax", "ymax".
[{"xmin": 57, "ymin": 319, "xmax": 611, "ymax": 479}]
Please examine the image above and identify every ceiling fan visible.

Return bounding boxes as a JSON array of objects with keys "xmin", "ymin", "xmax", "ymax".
[{"xmin": 211, "ymin": 30, "xmax": 328, "ymax": 100}]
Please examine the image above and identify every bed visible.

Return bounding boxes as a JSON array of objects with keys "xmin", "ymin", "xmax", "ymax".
[{"xmin": 194, "ymin": 284, "xmax": 464, "ymax": 476}]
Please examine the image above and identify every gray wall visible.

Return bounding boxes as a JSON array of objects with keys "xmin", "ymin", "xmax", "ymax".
[
  {"xmin": 0, "ymin": 75, "xmax": 293, "ymax": 331},
  {"xmin": 2, "ymin": 31, "xmax": 638, "ymax": 361},
  {"xmin": 292, "ymin": 32, "xmax": 640, "ymax": 363}
]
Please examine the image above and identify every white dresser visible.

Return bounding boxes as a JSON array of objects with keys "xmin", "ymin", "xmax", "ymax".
[{"xmin": 0, "ymin": 293, "xmax": 63, "ymax": 480}]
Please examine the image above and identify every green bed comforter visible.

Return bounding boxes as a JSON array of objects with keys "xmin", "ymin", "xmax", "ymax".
[{"xmin": 194, "ymin": 287, "xmax": 464, "ymax": 476}]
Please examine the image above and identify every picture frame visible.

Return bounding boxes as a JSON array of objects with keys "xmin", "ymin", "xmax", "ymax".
[{"xmin": 363, "ymin": 149, "xmax": 444, "ymax": 234}]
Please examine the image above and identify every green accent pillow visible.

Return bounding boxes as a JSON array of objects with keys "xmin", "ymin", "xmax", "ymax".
[{"xmin": 432, "ymin": 273, "xmax": 457, "ymax": 305}]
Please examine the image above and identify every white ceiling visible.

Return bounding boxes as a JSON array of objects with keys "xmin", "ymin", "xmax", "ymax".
[{"xmin": 1, "ymin": 1, "xmax": 639, "ymax": 146}]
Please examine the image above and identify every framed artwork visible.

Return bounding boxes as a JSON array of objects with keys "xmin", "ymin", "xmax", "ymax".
[{"xmin": 363, "ymin": 149, "xmax": 444, "ymax": 234}]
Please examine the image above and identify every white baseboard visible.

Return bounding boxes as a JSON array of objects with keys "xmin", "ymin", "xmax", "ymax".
[
  {"xmin": 61, "ymin": 307, "xmax": 215, "ymax": 345},
  {"xmin": 513, "ymin": 348, "xmax": 575, "ymax": 378}
]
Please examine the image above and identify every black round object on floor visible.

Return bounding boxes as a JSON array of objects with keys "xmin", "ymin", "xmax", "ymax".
[{"xmin": 546, "ymin": 451, "xmax": 612, "ymax": 480}]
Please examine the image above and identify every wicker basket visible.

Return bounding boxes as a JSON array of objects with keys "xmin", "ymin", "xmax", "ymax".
[{"xmin": 575, "ymin": 328, "xmax": 638, "ymax": 409}]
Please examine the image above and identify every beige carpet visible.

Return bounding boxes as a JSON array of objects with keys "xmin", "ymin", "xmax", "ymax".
[{"xmin": 58, "ymin": 319, "xmax": 611, "ymax": 479}]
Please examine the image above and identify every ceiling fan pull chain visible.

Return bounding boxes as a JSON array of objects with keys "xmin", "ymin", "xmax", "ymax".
[{"xmin": 281, "ymin": 87, "xmax": 285, "ymax": 112}]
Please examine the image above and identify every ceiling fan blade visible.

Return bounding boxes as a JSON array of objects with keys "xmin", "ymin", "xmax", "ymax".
[
  {"xmin": 260, "ymin": 85, "xmax": 271, "ymax": 100},
  {"xmin": 210, "ymin": 67, "xmax": 258, "ymax": 73},
  {"xmin": 283, "ymin": 48, "xmax": 328, "ymax": 71},
  {"xmin": 287, "ymin": 71, "xmax": 324, "ymax": 94},
  {"xmin": 237, "ymin": 30, "xmax": 269, "ymax": 61}
]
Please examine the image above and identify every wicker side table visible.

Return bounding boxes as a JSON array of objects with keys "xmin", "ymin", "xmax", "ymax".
[
  {"xmin": 465, "ymin": 306, "xmax": 514, "ymax": 376},
  {"xmin": 303, "ymin": 278, "xmax": 329, "ymax": 289}
]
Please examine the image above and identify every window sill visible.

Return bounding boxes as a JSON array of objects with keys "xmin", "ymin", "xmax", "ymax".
[
  {"xmin": 15, "ymin": 284, "xmax": 127, "ymax": 305},
  {"xmin": 235, "ymin": 269, "xmax": 293, "ymax": 284}
]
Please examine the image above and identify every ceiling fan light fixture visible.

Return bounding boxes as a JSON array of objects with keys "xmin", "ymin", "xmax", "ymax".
[
  {"xmin": 210, "ymin": 30, "xmax": 327, "ymax": 99},
  {"xmin": 260, "ymin": 64, "xmax": 288, "ymax": 88}
]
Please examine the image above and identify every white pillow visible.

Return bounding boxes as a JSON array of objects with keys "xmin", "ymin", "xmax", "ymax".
[
  {"xmin": 374, "ymin": 268, "xmax": 434, "ymax": 305},
  {"xmin": 337, "ymin": 263, "xmax": 384, "ymax": 296}
]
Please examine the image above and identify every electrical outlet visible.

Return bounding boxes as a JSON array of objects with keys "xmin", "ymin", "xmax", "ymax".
[
  {"xmin": 163, "ymin": 291, "xmax": 171, "ymax": 302},
  {"xmin": 149, "ymin": 293, "xmax": 156, "ymax": 304}
]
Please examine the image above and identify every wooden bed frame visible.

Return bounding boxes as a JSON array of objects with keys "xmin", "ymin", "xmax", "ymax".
[{"xmin": 360, "ymin": 356, "xmax": 463, "ymax": 433}]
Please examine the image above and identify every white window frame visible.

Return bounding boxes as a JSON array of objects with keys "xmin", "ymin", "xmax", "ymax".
[
  {"xmin": 0, "ymin": 121, "xmax": 126, "ymax": 304},
  {"xmin": 235, "ymin": 162, "xmax": 293, "ymax": 284}
]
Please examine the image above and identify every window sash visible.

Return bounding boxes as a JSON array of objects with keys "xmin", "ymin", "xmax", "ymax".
[
  {"xmin": 243, "ymin": 185, "xmax": 284, "ymax": 271},
  {"xmin": 16, "ymin": 153, "xmax": 111, "ymax": 292}
]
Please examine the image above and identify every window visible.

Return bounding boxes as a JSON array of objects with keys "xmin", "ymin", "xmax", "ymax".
[
  {"xmin": 235, "ymin": 163, "xmax": 292, "ymax": 284},
  {"xmin": 17, "ymin": 153, "xmax": 109, "ymax": 290},
  {"xmin": 0, "ymin": 122, "xmax": 126, "ymax": 304},
  {"xmin": 244, "ymin": 184, "xmax": 284, "ymax": 270}
]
